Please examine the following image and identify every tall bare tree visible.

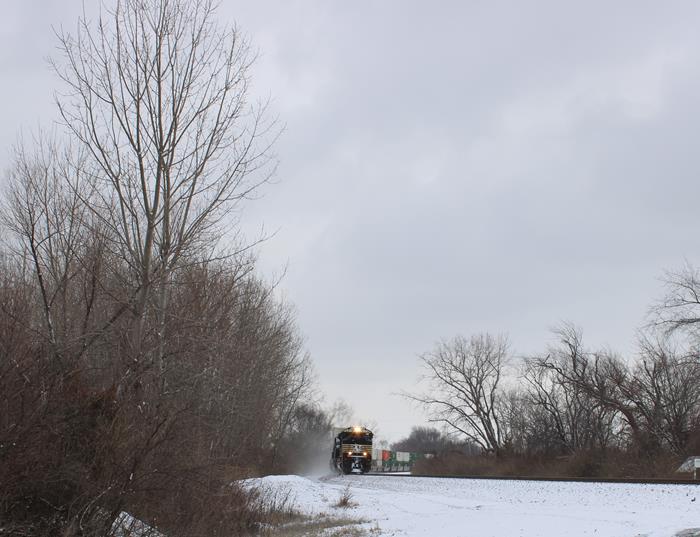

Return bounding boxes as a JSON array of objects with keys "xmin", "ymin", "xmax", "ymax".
[
  {"xmin": 53, "ymin": 0, "xmax": 277, "ymax": 363},
  {"xmin": 409, "ymin": 333, "xmax": 509, "ymax": 456}
]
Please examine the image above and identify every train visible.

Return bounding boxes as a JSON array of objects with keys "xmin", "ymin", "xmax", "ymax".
[
  {"xmin": 331, "ymin": 426, "xmax": 374, "ymax": 474},
  {"xmin": 330, "ymin": 426, "xmax": 430, "ymax": 474}
]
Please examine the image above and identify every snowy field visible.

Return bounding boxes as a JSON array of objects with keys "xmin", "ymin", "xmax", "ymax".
[{"xmin": 251, "ymin": 474, "xmax": 700, "ymax": 536}]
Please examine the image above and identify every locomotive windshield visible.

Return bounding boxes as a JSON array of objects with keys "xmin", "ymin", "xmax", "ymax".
[
  {"xmin": 339, "ymin": 430, "xmax": 372, "ymax": 444},
  {"xmin": 348, "ymin": 434, "xmax": 372, "ymax": 444}
]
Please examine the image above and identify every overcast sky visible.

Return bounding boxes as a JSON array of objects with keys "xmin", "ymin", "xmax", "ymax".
[{"xmin": 3, "ymin": 1, "xmax": 700, "ymax": 442}]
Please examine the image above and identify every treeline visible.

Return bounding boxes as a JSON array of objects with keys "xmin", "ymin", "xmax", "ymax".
[
  {"xmin": 391, "ymin": 426, "xmax": 477, "ymax": 456},
  {"xmin": 410, "ymin": 273, "xmax": 700, "ymax": 478},
  {"xmin": 0, "ymin": 1, "xmax": 324, "ymax": 535},
  {"xmin": 0, "ymin": 247, "xmax": 316, "ymax": 534}
]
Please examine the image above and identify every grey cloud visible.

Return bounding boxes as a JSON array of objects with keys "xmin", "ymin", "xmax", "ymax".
[{"xmin": 4, "ymin": 1, "xmax": 700, "ymax": 441}]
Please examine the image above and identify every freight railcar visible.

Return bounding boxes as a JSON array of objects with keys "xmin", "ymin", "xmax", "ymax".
[
  {"xmin": 370, "ymin": 449, "xmax": 426, "ymax": 472},
  {"xmin": 331, "ymin": 426, "xmax": 373, "ymax": 474}
]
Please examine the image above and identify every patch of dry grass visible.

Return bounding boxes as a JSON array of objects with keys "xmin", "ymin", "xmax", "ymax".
[
  {"xmin": 262, "ymin": 514, "xmax": 378, "ymax": 536},
  {"xmin": 254, "ymin": 483, "xmax": 378, "ymax": 536}
]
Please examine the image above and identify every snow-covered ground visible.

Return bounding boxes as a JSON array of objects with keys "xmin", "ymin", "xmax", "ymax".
[{"xmin": 251, "ymin": 474, "xmax": 700, "ymax": 536}]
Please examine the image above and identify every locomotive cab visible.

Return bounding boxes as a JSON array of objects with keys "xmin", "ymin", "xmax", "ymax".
[{"xmin": 331, "ymin": 426, "xmax": 373, "ymax": 474}]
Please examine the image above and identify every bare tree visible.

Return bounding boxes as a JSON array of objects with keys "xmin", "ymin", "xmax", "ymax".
[
  {"xmin": 531, "ymin": 323, "xmax": 700, "ymax": 455},
  {"xmin": 634, "ymin": 334, "xmax": 700, "ymax": 454},
  {"xmin": 328, "ymin": 399, "xmax": 354, "ymax": 427},
  {"xmin": 1, "ymin": 139, "xmax": 95, "ymax": 361},
  {"xmin": 53, "ymin": 0, "xmax": 277, "ymax": 364},
  {"xmin": 274, "ymin": 403, "xmax": 333, "ymax": 473},
  {"xmin": 531, "ymin": 325, "xmax": 646, "ymax": 444},
  {"xmin": 408, "ymin": 333, "xmax": 509, "ymax": 456},
  {"xmin": 652, "ymin": 263, "xmax": 700, "ymax": 346},
  {"xmin": 523, "ymin": 328, "xmax": 616, "ymax": 455}
]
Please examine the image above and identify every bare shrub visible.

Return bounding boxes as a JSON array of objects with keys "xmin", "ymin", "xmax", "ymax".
[{"xmin": 334, "ymin": 485, "xmax": 356, "ymax": 509}]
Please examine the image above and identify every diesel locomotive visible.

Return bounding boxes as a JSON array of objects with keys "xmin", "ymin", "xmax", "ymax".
[{"xmin": 331, "ymin": 426, "xmax": 373, "ymax": 474}]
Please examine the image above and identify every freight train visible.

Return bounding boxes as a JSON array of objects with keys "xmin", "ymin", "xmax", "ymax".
[
  {"xmin": 331, "ymin": 426, "xmax": 373, "ymax": 474},
  {"xmin": 330, "ymin": 426, "xmax": 429, "ymax": 474}
]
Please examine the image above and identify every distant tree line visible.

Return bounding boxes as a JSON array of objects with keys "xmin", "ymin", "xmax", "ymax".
[
  {"xmin": 0, "ymin": 1, "xmax": 326, "ymax": 535},
  {"xmin": 410, "ymin": 271, "xmax": 700, "ymax": 477},
  {"xmin": 391, "ymin": 426, "xmax": 478, "ymax": 456}
]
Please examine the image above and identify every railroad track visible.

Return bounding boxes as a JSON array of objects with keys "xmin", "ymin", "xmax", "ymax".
[{"xmin": 365, "ymin": 472, "xmax": 700, "ymax": 485}]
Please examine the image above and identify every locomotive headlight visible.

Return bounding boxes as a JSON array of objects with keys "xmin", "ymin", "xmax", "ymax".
[
  {"xmin": 352, "ymin": 426, "xmax": 362, "ymax": 433},
  {"xmin": 363, "ymin": 452, "xmax": 367, "ymax": 456}
]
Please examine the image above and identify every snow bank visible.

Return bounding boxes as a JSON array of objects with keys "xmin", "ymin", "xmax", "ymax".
[{"xmin": 247, "ymin": 474, "xmax": 700, "ymax": 536}]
